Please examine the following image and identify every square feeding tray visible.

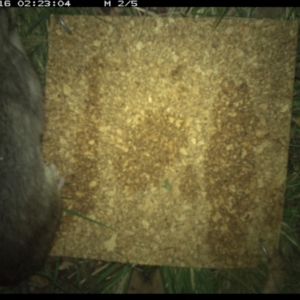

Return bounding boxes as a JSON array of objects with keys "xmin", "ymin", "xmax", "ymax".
[{"xmin": 43, "ymin": 15, "xmax": 298, "ymax": 268}]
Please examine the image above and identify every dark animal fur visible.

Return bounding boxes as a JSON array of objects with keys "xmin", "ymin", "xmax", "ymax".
[{"xmin": 0, "ymin": 9, "xmax": 62, "ymax": 286}]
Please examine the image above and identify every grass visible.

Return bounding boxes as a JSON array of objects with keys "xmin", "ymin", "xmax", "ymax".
[{"xmin": 2, "ymin": 7, "xmax": 300, "ymax": 293}]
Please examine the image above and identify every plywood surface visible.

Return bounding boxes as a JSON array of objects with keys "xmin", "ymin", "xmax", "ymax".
[{"xmin": 43, "ymin": 16, "xmax": 298, "ymax": 268}]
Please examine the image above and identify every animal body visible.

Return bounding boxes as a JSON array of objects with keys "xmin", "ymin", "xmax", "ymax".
[{"xmin": 0, "ymin": 9, "xmax": 63, "ymax": 286}]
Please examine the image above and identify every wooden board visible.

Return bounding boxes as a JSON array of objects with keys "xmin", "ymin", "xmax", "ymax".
[{"xmin": 44, "ymin": 15, "xmax": 298, "ymax": 268}]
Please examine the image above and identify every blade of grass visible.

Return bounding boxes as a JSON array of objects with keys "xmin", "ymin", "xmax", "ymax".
[
  {"xmin": 63, "ymin": 208, "xmax": 116, "ymax": 232},
  {"xmin": 213, "ymin": 7, "xmax": 230, "ymax": 29}
]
